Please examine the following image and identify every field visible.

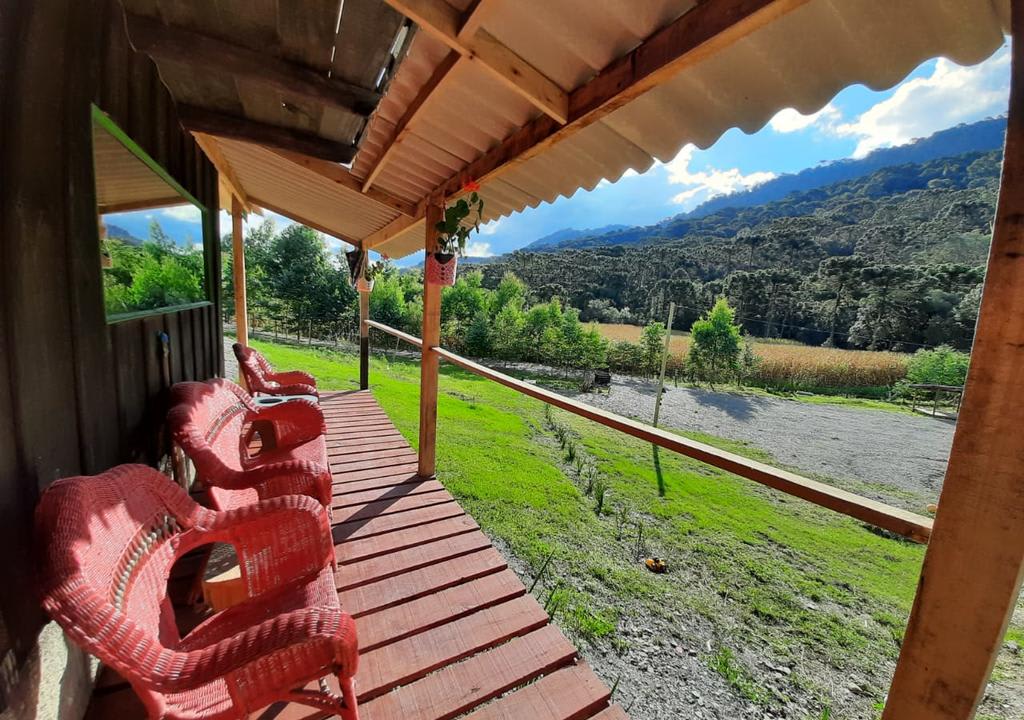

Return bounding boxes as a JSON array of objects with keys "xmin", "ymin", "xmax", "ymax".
[
  {"xmin": 245, "ymin": 338, "xmax": 1023, "ymax": 719},
  {"xmin": 597, "ymin": 322, "xmax": 910, "ymax": 393}
]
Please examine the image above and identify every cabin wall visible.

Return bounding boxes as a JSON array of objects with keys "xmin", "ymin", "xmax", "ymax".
[{"xmin": 0, "ymin": 1, "xmax": 222, "ymax": 718}]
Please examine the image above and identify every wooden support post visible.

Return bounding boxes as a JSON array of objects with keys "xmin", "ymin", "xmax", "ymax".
[
  {"xmin": 418, "ymin": 200, "xmax": 444, "ymax": 478},
  {"xmin": 230, "ymin": 196, "xmax": 248, "ymax": 387},
  {"xmin": 883, "ymin": 11, "xmax": 1024, "ymax": 717},
  {"xmin": 359, "ymin": 249, "xmax": 370, "ymax": 391}
]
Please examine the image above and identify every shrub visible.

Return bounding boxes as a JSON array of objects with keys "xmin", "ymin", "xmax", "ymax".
[
  {"xmin": 905, "ymin": 345, "xmax": 970, "ymax": 386},
  {"xmin": 687, "ymin": 298, "xmax": 742, "ymax": 385}
]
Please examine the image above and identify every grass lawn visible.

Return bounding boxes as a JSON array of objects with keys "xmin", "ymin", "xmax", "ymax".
[{"xmin": 250, "ymin": 338, "xmax": 1022, "ymax": 718}]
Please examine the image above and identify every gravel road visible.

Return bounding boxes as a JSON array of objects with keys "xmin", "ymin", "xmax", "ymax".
[{"xmin": 566, "ymin": 376, "xmax": 956, "ymax": 510}]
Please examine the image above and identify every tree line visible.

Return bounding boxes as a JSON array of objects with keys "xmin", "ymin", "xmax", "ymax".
[{"xmin": 478, "ymin": 150, "xmax": 999, "ymax": 351}]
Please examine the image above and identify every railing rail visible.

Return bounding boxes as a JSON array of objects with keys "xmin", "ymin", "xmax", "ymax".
[{"xmin": 368, "ymin": 320, "xmax": 933, "ymax": 544}]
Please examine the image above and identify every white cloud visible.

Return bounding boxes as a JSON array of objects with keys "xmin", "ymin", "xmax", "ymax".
[
  {"xmin": 663, "ymin": 145, "xmax": 776, "ymax": 208},
  {"xmin": 769, "ymin": 103, "xmax": 840, "ymax": 133},
  {"xmin": 836, "ymin": 49, "xmax": 1010, "ymax": 158},
  {"xmin": 464, "ymin": 240, "xmax": 494, "ymax": 257},
  {"xmin": 479, "ymin": 218, "xmax": 503, "ymax": 235},
  {"xmin": 161, "ymin": 204, "xmax": 202, "ymax": 222}
]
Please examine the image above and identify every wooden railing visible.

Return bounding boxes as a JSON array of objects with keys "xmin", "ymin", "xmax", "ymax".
[{"xmin": 365, "ymin": 320, "xmax": 933, "ymax": 544}]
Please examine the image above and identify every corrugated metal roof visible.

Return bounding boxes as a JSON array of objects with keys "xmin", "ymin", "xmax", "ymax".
[
  {"xmin": 215, "ymin": 138, "xmax": 404, "ymax": 242},
  {"xmin": 368, "ymin": 0, "xmax": 1010, "ymax": 259}
]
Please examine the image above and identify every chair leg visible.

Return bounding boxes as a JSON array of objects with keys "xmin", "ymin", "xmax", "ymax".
[{"xmin": 338, "ymin": 674, "xmax": 359, "ymax": 720}]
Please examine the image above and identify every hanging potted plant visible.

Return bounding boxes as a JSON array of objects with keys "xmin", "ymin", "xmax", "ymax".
[
  {"xmin": 427, "ymin": 181, "xmax": 484, "ymax": 287},
  {"xmin": 345, "ymin": 248, "xmax": 365, "ymax": 285},
  {"xmin": 356, "ymin": 259, "xmax": 384, "ymax": 293}
]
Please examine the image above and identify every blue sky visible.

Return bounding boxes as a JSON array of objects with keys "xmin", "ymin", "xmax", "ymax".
[{"xmin": 210, "ymin": 43, "xmax": 1011, "ymax": 267}]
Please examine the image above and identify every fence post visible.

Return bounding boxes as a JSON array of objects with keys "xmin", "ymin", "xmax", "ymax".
[
  {"xmin": 653, "ymin": 302, "xmax": 675, "ymax": 427},
  {"xmin": 418, "ymin": 198, "xmax": 444, "ymax": 478}
]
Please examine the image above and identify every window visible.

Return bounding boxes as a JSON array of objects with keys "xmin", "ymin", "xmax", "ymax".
[{"xmin": 92, "ymin": 106, "xmax": 210, "ymax": 319}]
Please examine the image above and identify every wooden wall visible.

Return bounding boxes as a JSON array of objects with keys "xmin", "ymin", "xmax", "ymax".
[{"xmin": 0, "ymin": 0, "xmax": 222, "ymax": 710}]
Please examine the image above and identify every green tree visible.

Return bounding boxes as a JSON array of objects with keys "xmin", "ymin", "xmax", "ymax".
[
  {"xmin": 464, "ymin": 311, "xmax": 493, "ymax": 357},
  {"xmin": 639, "ymin": 322, "xmax": 666, "ymax": 375},
  {"xmin": 687, "ymin": 298, "xmax": 743, "ymax": 386}
]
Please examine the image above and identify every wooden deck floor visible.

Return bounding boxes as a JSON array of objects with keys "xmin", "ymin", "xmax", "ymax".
[{"xmin": 86, "ymin": 390, "xmax": 627, "ymax": 720}]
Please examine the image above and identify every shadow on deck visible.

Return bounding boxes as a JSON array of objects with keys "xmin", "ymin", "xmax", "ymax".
[{"xmin": 86, "ymin": 390, "xmax": 627, "ymax": 720}]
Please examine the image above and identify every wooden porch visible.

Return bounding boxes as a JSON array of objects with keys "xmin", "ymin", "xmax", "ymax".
[{"xmin": 85, "ymin": 390, "xmax": 626, "ymax": 720}]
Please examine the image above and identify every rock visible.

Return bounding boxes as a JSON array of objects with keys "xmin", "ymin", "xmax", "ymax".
[{"xmin": 1005, "ymin": 640, "xmax": 1020, "ymax": 654}]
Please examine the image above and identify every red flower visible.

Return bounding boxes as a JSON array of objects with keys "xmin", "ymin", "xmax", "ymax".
[{"xmin": 462, "ymin": 179, "xmax": 481, "ymax": 193}]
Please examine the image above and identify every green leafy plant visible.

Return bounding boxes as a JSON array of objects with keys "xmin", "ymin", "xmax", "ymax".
[{"xmin": 435, "ymin": 181, "xmax": 485, "ymax": 256}]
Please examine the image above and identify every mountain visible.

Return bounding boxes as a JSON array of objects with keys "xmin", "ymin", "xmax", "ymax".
[
  {"xmin": 523, "ymin": 224, "xmax": 630, "ymax": 250},
  {"xmin": 105, "ymin": 223, "xmax": 143, "ymax": 245},
  {"xmin": 520, "ymin": 117, "xmax": 1006, "ymax": 253},
  {"xmin": 688, "ymin": 116, "xmax": 1006, "ymax": 218}
]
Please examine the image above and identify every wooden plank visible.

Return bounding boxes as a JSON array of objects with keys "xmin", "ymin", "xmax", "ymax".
[
  {"xmin": 417, "ymin": 200, "xmax": 444, "ymax": 477},
  {"xmin": 382, "ymin": 0, "xmax": 569, "ymax": 123},
  {"xmin": 460, "ymin": 662, "xmax": 611, "ymax": 720},
  {"xmin": 431, "ymin": 0, "xmax": 811, "ymax": 201},
  {"xmin": 332, "ymin": 501, "xmax": 465, "ymax": 543},
  {"xmin": 354, "ymin": 594, "xmax": 551, "ymax": 700},
  {"xmin": 336, "ymin": 530, "xmax": 493, "ymax": 590},
  {"xmin": 362, "ymin": 50, "xmax": 462, "ymax": 191},
  {"xmin": 589, "ymin": 706, "xmax": 630, "ymax": 720},
  {"xmin": 434, "ymin": 346, "xmax": 932, "ymax": 543},
  {"xmin": 332, "ymin": 479, "xmax": 446, "ymax": 509},
  {"xmin": 340, "ymin": 547, "xmax": 508, "ymax": 617},
  {"xmin": 331, "ymin": 488, "xmax": 453, "ymax": 521},
  {"xmin": 354, "ymin": 568, "xmax": 525, "ymax": 650},
  {"xmin": 270, "ymin": 149, "xmax": 419, "ymax": 217},
  {"xmin": 329, "ymin": 462, "xmax": 420, "ymax": 484},
  {"xmin": 123, "ymin": 12, "xmax": 380, "ymax": 115},
  {"xmin": 335, "ymin": 514, "xmax": 479, "ymax": 565},
  {"xmin": 882, "ymin": 7, "xmax": 1024, "ymax": 716},
  {"xmin": 331, "ymin": 471, "xmax": 427, "ymax": 497},
  {"xmin": 177, "ymin": 104, "xmax": 357, "ymax": 164},
  {"xmin": 329, "ymin": 450, "xmax": 419, "ymax": 471},
  {"xmin": 356, "ymin": 625, "xmax": 578, "ymax": 717},
  {"xmin": 456, "ymin": 0, "xmax": 491, "ymax": 42},
  {"xmin": 327, "ymin": 439, "xmax": 411, "ymax": 458}
]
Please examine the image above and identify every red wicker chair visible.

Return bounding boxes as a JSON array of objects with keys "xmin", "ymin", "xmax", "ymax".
[
  {"xmin": 36, "ymin": 464, "xmax": 358, "ymax": 720},
  {"xmin": 168, "ymin": 378, "xmax": 331, "ymax": 512},
  {"xmin": 234, "ymin": 343, "xmax": 319, "ymax": 398}
]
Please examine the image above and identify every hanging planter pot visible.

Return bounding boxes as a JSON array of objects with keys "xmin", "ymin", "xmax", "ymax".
[
  {"xmin": 426, "ymin": 252, "xmax": 458, "ymax": 286},
  {"xmin": 356, "ymin": 276, "xmax": 374, "ymax": 293}
]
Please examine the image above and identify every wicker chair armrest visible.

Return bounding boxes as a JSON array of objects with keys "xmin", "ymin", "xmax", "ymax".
[
  {"xmin": 249, "ymin": 399, "xmax": 325, "ymax": 447},
  {"xmin": 269, "ymin": 381, "xmax": 319, "ymax": 398},
  {"xmin": 270, "ymin": 370, "xmax": 317, "ymax": 387},
  {"xmin": 192, "ymin": 494, "xmax": 334, "ymax": 595}
]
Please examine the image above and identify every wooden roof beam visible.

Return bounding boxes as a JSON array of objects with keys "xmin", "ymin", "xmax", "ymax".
[
  {"xmin": 250, "ymin": 196, "xmax": 359, "ymax": 247},
  {"xmin": 432, "ymin": 0, "xmax": 812, "ymax": 200},
  {"xmin": 124, "ymin": 12, "xmax": 380, "ymax": 116},
  {"xmin": 193, "ymin": 132, "xmax": 253, "ymax": 212},
  {"xmin": 363, "ymin": 213, "xmax": 424, "ymax": 250},
  {"xmin": 270, "ymin": 149, "xmax": 420, "ymax": 217},
  {"xmin": 177, "ymin": 105, "xmax": 357, "ymax": 164},
  {"xmin": 362, "ymin": 50, "xmax": 462, "ymax": 192},
  {"xmin": 382, "ymin": 0, "xmax": 569, "ymax": 123}
]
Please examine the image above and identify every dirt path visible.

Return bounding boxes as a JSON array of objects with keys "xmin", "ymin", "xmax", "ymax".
[{"xmin": 566, "ymin": 376, "xmax": 955, "ymax": 510}]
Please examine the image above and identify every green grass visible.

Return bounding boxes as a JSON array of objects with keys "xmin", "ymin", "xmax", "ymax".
[{"xmin": 249, "ymin": 339, "xmax": 1022, "ymax": 713}]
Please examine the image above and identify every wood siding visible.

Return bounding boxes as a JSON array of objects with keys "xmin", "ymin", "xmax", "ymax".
[{"xmin": 0, "ymin": 0, "xmax": 222, "ymax": 694}]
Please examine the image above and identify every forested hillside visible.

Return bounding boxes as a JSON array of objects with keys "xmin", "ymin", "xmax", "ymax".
[{"xmin": 479, "ymin": 149, "xmax": 1000, "ymax": 350}]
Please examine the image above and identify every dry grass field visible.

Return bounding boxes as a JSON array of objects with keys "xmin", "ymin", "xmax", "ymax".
[{"xmin": 596, "ymin": 323, "xmax": 910, "ymax": 390}]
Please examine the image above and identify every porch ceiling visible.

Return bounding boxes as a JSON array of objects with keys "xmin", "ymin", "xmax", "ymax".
[{"xmin": 130, "ymin": 0, "xmax": 1010, "ymax": 258}]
